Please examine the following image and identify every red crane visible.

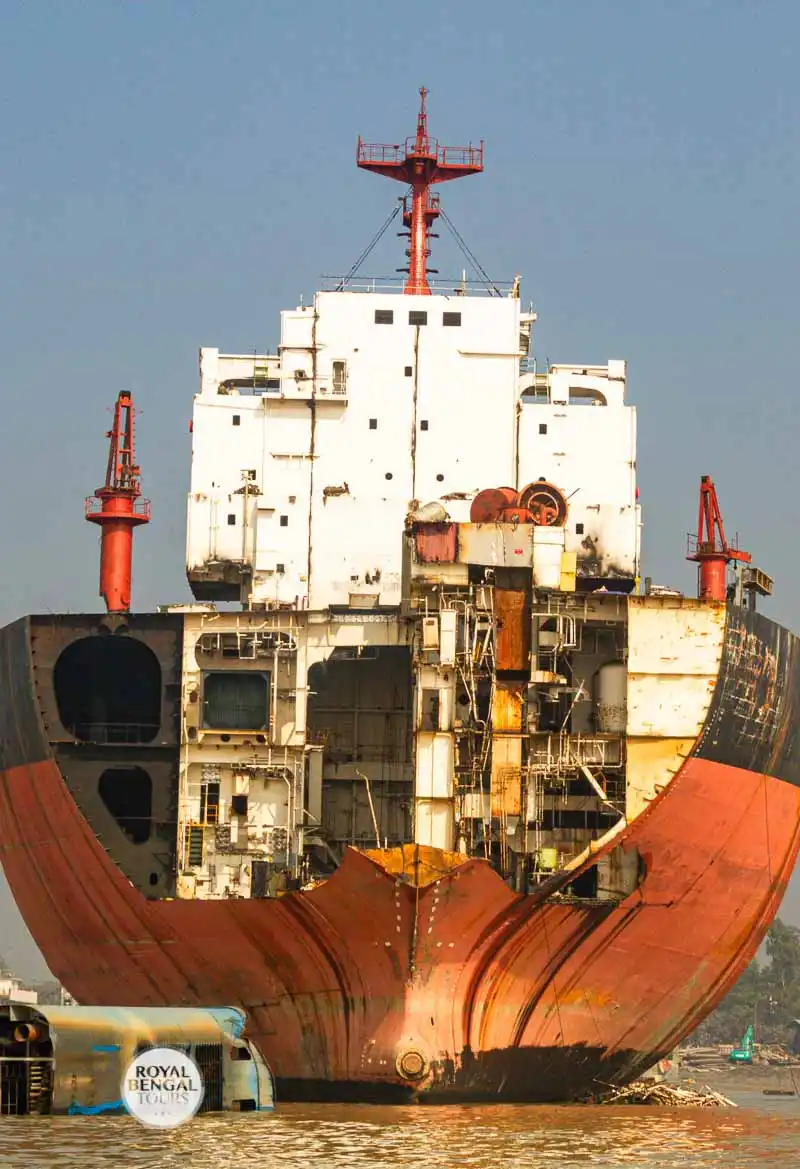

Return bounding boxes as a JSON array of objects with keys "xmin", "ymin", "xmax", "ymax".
[
  {"xmin": 687, "ymin": 475, "xmax": 750, "ymax": 601},
  {"xmin": 357, "ymin": 87, "xmax": 483, "ymax": 295},
  {"xmin": 85, "ymin": 391, "xmax": 150, "ymax": 613}
]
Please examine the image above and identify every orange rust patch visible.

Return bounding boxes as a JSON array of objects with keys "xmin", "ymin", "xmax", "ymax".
[
  {"xmin": 494, "ymin": 588, "xmax": 531, "ymax": 672},
  {"xmin": 360, "ymin": 843, "xmax": 470, "ymax": 887},
  {"xmin": 549, "ymin": 987, "xmax": 619, "ymax": 1011}
]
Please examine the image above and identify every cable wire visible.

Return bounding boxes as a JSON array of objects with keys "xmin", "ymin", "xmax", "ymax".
[
  {"xmin": 336, "ymin": 202, "xmax": 402, "ymax": 289},
  {"xmin": 439, "ymin": 208, "xmax": 502, "ymax": 296}
]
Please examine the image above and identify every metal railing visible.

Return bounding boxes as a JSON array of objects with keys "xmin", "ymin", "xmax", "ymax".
[
  {"xmin": 356, "ymin": 139, "xmax": 483, "ymax": 169},
  {"xmin": 320, "ymin": 274, "xmax": 513, "ymax": 296},
  {"xmin": 69, "ymin": 721, "xmax": 159, "ymax": 745},
  {"xmin": 84, "ymin": 497, "xmax": 151, "ymax": 520}
]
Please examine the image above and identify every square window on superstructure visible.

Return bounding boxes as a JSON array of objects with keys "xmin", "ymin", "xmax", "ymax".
[
  {"xmin": 539, "ymin": 423, "xmax": 547, "ymax": 435},
  {"xmin": 227, "ymin": 514, "xmax": 236, "ymax": 525},
  {"xmin": 404, "ymin": 366, "xmax": 413, "ymax": 377},
  {"xmin": 232, "ymin": 415, "xmax": 241, "ymax": 426},
  {"xmin": 576, "ymin": 523, "xmax": 584, "ymax": 535},
  {"xmin": 443, "ymin": 311, "xmax": 462, "ymax": 326},
  {"xmin": 409, "ymin": 310, "xmax": 427, "ymax": 326},
  {"xmin": 375, "ymin": 308, "xmax": 394, "ymax": 324}
]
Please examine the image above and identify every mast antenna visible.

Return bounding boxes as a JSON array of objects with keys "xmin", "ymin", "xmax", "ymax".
[
  {"xmin": 356, "ymin": 87, "xmax": 483, "ymax": 295},
  {"xmin": 85, "ymin": 391, "xmax": 151, "ymax": 613}
]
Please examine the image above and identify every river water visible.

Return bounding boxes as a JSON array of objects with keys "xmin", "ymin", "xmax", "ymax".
[{"xmin": 2, "ymin": 1096, "xmax": 799, "ymax": 1168}]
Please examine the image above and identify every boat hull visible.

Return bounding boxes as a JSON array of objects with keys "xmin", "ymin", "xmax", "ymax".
[{"xmin": 0, "ymin": 604, "xmax": 799, "ymax": 1101}]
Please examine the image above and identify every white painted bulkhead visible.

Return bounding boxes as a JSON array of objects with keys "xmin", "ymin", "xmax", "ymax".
[
  {"xmin": 186, "ymin": 293, "xmax": 638, "ymax": 610},
  {"xmin": 625, "ymin": 597, "xmax": 726, "ymax": 819}
]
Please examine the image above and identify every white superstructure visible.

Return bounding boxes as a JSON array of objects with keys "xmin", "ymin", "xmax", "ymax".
[{"xmin": 186, "ymin": 289, "xmax": 639, "ymax": 610}]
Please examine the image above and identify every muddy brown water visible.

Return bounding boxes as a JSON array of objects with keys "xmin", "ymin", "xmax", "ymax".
[{"xmin": 1, "ymin": 1096, "xmax": 799, "ymax": 1168}]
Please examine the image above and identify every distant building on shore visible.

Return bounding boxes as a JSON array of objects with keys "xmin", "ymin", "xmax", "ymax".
[{"xmin": 0, "ymin": 971, "xmax": 38, "ymax": 1005}]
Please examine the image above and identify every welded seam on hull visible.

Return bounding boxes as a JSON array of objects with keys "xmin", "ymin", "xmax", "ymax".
[
  {"xmin": 508, "ymin": 904, "xmax": 640, "ymax": 1052},
  {"xmin": 574, "ymin": 774, "xmax": 776, "ymax": 1053},
  {"xmin": 647, "ymin": 763, "xmax": 775, "ymax": 910},
  {"xmin": 461, "ymin": 895, "xmax": 612, "ymax": 1054},
  {"xmin": 639, "ymin": 773, "xmax": 800, "ymax": 1059},
  {"xmin": 265, "ymin": 893, "xmax": 361, "ymax": 1073},
  {"xmin": 224, "ymin": 888, "xmax": 373, "ymax": 1080}
]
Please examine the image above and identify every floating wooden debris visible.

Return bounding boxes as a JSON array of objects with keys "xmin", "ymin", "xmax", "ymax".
[{"xmin": 599, "ymin": 1080, "xmax": 737, "ymax": 1108}]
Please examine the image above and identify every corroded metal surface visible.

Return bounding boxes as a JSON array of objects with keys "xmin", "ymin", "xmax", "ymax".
[
  {"xmin": 361, "ymin": 843, "xmax": 467, "ymax": 887},
  {"xmin": 490, "ymin": 682, "xmax": 524, "ymax": 818},
  {"xmin": 413, "ymin": 523, "xmax": 457, "ymax": 564},
  {"xmin": 0, "ymin": 607, "xmax": 799, "ymax": 1100},
  {"xmin": 695, "ymin": 605, "xmax": 800, "ymax": 784},
  {"xmin": 493, "ymin": 588, "xmax": 531, "ymax": 672}
]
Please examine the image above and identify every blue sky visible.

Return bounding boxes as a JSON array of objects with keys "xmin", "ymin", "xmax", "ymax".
[{"xmin": 2, "ymin": 0, "xmax": 800, "ymax": 976}]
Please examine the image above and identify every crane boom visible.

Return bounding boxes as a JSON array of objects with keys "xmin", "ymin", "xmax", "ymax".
[{"xmin": 687, "ymin": 475, "xmax": 750, "ymax": 601}]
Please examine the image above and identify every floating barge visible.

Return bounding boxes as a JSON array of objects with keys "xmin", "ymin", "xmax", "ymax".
[{"xmin": 0, "ymin": 1005, "xmax": 273, "ymax": 1117}]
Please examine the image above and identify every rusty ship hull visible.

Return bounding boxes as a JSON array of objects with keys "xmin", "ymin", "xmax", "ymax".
[{"xmin": 0, "ymin": 604, "xmax": 798, "ymax": 1102}]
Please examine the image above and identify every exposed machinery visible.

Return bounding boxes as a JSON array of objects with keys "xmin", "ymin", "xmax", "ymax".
[
  {"xmin": 85, "ymin": 390, "xmax": 150, "ymax": 613},
  {"xmin": 469, "ymin": 481, "xmax": 568, "ymax": 526},
  {"xmin": 729, "ymin": 1023, "xmax": 755, "ymax": 1064}
]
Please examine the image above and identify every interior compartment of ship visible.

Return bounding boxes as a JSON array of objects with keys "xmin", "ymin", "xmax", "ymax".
[
  {"xmin": 297, "ymin": 587, "xmax": 636, "ymax": 898},
  {"xmin": 31, "ymin": 614, "xmax": 183, "ymax": 899},
  {"xmin": 306, "ymin": 647, "xmax": 413, "ymax": 865}
]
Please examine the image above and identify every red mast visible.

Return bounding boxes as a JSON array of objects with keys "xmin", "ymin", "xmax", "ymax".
[
  {"xmin": 687, "ymin": 475, "xmax": 750, "ymax": 601},
  {"xmin": 357, "ymin": 88, "xmax": 483, "ymax": 295},
  {"xmin": 85, "ymin": 391, "xmax": 150, "ymax": 613}
]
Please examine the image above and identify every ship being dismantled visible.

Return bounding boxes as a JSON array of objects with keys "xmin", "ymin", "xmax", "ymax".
[{"xmin": 0, "ymin": 90, "xmax": 797, "ymax": 1102}]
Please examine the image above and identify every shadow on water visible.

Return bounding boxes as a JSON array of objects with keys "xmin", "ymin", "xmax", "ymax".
[{"xmin": 1, "ymin": 1100, "xmax": 799, "ymax": 1169}]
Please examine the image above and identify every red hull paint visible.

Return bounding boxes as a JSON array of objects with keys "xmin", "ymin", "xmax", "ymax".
[{"xmin": 1, "ymin": 748, "xmax": 798, "ymax": 1099}]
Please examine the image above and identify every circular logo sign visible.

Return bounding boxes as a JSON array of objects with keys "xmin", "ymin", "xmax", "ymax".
[{"xmin": 122, "ymin": 1046, "xmax": 204, "ymax": 1128}]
